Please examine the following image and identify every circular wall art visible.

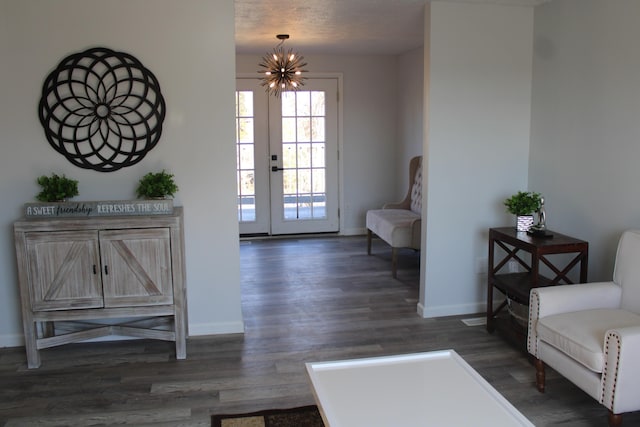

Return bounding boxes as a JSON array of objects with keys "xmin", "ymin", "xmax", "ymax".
[{"xmin": 38, "ymin": 47, "xmax": 166, "ymax": 172}]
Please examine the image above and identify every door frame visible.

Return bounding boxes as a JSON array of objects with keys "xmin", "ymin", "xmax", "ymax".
[{"xmin": 236, "ymin": 72, "xmax": 345, "ymax": 235}]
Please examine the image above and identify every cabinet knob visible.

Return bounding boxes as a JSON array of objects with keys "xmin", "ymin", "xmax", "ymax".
[
  {"xmin": 104, "ymin": 265, "xmax": 109, "ymax": 275},
  {"xmin": 92, "ymin": 265, "xmax": 97, "ymax": 275}
]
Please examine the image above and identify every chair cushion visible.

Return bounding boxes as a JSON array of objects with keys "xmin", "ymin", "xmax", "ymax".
[
  {"xmin": 538, "ymin": 308, "xmax": 640, "ymax": 373},
  {"xmin": 366, "ymin": 209, "xmax": 420, "ymax": 249}
]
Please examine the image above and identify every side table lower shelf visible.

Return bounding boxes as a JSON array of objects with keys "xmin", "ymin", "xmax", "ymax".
[
  {"xmin": 491, "ymin": 272, "xmax": 554, "ymax": 304},
  {"xmin": 488, "ymin": 311, "xmax": 528, "ymax": 350}
]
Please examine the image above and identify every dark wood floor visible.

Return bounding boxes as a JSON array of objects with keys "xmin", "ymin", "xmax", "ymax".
[{"xmin": 1, "ymin": 235, "xmax": 638, "ymax": 426}]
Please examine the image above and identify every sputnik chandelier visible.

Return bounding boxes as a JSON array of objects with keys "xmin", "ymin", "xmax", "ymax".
[{"xmin": 258, "ymin": 34, "xmax": 307, "ymax": 97}]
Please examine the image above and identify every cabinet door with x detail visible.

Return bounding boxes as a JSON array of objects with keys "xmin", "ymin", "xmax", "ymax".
[
  {"xmin": 99, "ymin": 228, "xmax": 173, "ymax": 308},
  {"xmin": 25, "ymin": 230, "xmax": 103, "ymax": 311}
]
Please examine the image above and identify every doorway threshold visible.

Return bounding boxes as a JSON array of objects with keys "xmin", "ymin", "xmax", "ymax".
[{"xmin": 239, "ymin": 232, "xmax": 340, "ymax": 242}]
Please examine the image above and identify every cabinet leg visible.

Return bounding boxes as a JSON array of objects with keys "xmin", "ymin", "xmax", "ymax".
[
  {"xmin": 174, "ymin": 312, "xmax": 187, "ymax": 360},
  {"xmin": 25, "ymin": 321, "xmax": 41, "ymax": 369}
]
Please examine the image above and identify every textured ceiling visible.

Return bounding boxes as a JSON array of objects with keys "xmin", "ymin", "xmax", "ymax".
[
  {"xmin": 235, "ymin": 0, "xmax": 427, "ymax": 55},
  {"xmin": 235, "ymin": 0, "xmax": 551, "ymax": 55}
]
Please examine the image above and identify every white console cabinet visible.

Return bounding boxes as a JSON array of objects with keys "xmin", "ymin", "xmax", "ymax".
[{"xmin": 14, "ymin": 207, "xmax": 187, "ymax": 368}]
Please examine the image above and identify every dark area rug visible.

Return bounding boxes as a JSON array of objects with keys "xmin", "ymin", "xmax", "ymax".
[{"xmin": 211, "ymin": 405, "xmax": 324, "ymax": 427}]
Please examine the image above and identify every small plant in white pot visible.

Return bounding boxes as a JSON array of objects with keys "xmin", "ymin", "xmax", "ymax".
[{"xmin": 503, "ymin": 191, "xmax": 542, "ymax": 232}]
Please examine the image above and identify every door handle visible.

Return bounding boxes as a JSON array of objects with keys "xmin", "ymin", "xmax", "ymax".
[{"xmin": 271, "ymin": 166, "xmax": 285, "ymax": 172}]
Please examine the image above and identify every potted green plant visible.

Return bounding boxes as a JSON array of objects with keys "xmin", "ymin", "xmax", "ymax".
[
  {"xmin": 136, "ymin": 170, "xmax": 179, "ymax": 199},
  {"xmin": 36, "ymin": 173, "xmax": 79, "ymax": 202},
  {"xmin": 503, "ymin": 191, "xmax": 542, "ymax": 231}
]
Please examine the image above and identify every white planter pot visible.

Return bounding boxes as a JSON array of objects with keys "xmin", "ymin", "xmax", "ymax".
[{"xmin": 516, "ymin": 215, "xmax": 534, "ymax": 232}]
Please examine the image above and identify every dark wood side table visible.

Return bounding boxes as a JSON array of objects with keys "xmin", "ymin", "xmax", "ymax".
[{"xmin": 486, "ymin": 227, "xmax": 588, "ymax": 348}]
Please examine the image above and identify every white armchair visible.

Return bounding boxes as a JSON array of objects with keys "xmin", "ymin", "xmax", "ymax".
[
  {"xmin": 528, "ymin": 229, "xmax": 640, "ymax": 427},
  {"xmin": 366, "ymin": 156, "xmax": 422, "ymax": 278}
]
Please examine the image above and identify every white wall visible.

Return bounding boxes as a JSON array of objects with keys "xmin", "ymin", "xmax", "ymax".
[
  {"xmin": 397, "ymin": 47, "xmax": 425, "ymax": 195},
  {"xmin": 236, "ymin": 54, "xmax": 404, "ymax": 235},
  {"xmin": 420, "ymin": 2, "xmax": 534, "ymax": 316},
  {"xmin": 529, "ymin": 0, "xmax": 640, "ymax": 281},
  {"xmin": 0, "ymin": 0, "xmax": 244, "ymax": 347}
]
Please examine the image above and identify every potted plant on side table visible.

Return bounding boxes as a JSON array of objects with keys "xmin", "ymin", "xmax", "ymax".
[{"xmin": 503, "ymin": 191, "xmax": 541, "ymax": 232}]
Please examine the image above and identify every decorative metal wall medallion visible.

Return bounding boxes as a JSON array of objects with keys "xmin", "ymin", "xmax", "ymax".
[{"xmin": 38, "ymin": 47, "xmax": 166, "ymax": 172}]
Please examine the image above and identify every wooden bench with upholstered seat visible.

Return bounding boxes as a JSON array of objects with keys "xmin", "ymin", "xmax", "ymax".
[{"xmin": 366, "ymin": 156, "xmax": 422, "ymax": 278}]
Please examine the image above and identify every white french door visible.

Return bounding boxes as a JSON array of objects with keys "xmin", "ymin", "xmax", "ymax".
[
  {"xmin": 236, "ymin": 77, "xmax": 339, "ymax": 235},
  {"xmin": 236, "ymin": 79, "xmax": 270, "ymax": 235}
]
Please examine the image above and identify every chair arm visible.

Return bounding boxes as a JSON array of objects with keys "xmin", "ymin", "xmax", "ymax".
[
  {"xmin": 528, "ymin": 282, "xmax": 621, "ymax": 357},
  {"xmin": 531, "ymin": 282, "xmax": 622, "ymax": 319},
  {"xmin": 602, "ymin": 326, "xmax": 640, "ymax": 414}
]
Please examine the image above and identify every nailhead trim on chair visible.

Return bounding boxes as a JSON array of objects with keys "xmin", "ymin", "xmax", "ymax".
[
  {"xmin": 527, "ymin": 290, "xmax": 540, "ymax": 356},
  {"xmin": 601, "ymin": 331, "xmax": 621, "ymax": 410}
]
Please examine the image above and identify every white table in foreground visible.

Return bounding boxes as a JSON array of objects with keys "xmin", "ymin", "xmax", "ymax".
[{"xmin": 306, "ymin": 349, "xmax": 533, "ymax": 427}]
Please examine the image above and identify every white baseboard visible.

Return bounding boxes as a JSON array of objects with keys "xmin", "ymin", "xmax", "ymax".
[
  {"xmin": 340, "ymin": 227, "xmax": 367, "ymax": 236},
  {"xmin": 417, "ymin": 301, "xmax": 488, "ymax": 318},
  {"xmin": 0, "ymin": 333, "xmax": 24, "ymax": 348},
  {"xmin": 188, "ymin": 320, "xmax": 245, "ymax": 336}
]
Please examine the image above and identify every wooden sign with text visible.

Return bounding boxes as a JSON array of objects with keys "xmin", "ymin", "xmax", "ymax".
[{"xmin": 24, "ymin": 200, "xmax": 174, "ymax": 218}]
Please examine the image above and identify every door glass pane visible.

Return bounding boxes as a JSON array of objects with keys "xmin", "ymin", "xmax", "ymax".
[
  {"xmin": 297, "ymin": 144, "xmax": 311, "ymax": 168},
  {"xmin": 311, "ymin": 117, "xmax": 325, "ymax": 142},
  {"xmin": 236, "ymin": 90, "xmax": 256, "ymax": 223},
  {"xmin": 312, "ymin": 169, "xmax": 325, "ymax": 193},
  {"xmin": 296, "ymin": 92, "xmax": 311, "ymax": 116},
  {"xmin": 280, "ymin": 90, "xmax": 327, "ymax": 220},
  {"xmin": 297, "ymin": 118, "xmax": 311, "ymax": 142},
  {"xmin": 281, "ymin": 92, "xmax": 296, "ymax": 116},
  {"xmin": 312, "ymin": 91, "xmax": 325, "ymax": 115},
  {"xmin": 282, "ymin": 118, "xmax": 296, "ymax": 142},
  {"xmin": 298, "ymin": 194, "xmax": 312, "ymax": 219},
  {"xmin": 312, "ymin": 144, "xmax": 325, "ymax": 168},
  {"xmin": 238, "ymin": 118, "xmax": 254, "ymax": 143},
  {"xmin": 283, "ymin": 169, "xmax": 297, "ymax": 194},
  {"xmin": 283, "ymin": 143, "xmax": 296, "ymax": 168},
  {"xmin": 313, "ymin": 194, "xmax": 326, "ymax": 218},
  {"xmin": 298, "ymin": 169, "xmax": 311, "ymax": 193}
]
